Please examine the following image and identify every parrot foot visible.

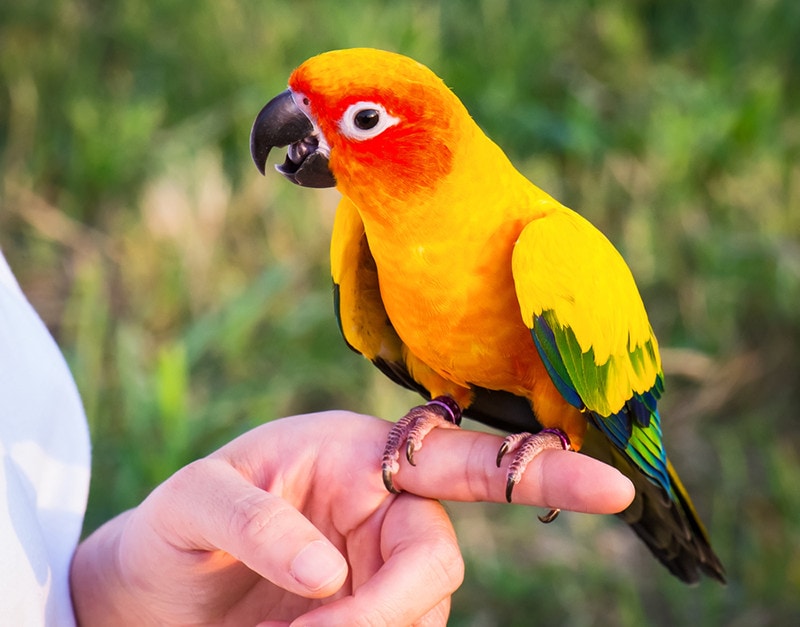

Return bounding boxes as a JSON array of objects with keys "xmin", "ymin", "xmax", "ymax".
[
  {"xmin": 496, "ymin": 429, "xmax": 571, "ymax": 520},
  {"xmin": 381, "ymin": 396, "xmax": 462, "ymax": 494}
]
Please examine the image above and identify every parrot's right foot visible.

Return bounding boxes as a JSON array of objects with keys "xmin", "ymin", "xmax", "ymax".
[
  {"xmin": 381, "ymin": 396, "xmax": 462, "ymax": 494},
  {"xmin": 496, "ymin": 428, "xmax": 571, "ymax": 520}
]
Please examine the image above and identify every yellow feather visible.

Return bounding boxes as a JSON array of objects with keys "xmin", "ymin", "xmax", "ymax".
[{"xmin": 262, "ymin": 48, "xmax": 724, "ymax": 583}]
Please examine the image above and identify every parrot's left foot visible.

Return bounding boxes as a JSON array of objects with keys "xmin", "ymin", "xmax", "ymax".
[
  {"xmin": 496, "ymin": 429, "xmax": 571, "ymax": 521},
  {"xmin": 381, "ymin": 396, "xmax": 462, "ymax": 494}
]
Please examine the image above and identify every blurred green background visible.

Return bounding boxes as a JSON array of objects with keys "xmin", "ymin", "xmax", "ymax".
[{"xmin": 2, "ymin": 0, "xmax": 799, "ymax": 624}]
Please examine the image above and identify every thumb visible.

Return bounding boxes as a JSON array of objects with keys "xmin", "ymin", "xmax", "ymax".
[{"xmin": 146, "ymin": 457, "xmax": 349, "ymax": 598}]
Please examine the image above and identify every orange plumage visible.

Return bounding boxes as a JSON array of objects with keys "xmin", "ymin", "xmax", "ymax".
[{"xmin": 251, "ymin": 48, "xmax": 725, "ymax": 584}]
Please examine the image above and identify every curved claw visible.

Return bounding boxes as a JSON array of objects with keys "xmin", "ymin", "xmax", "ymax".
[
  {"xmin": 538, "ymin": 508, "xmax": 561, "ymax": 523},
  {"xmin": 382, "ymin": 465, "xmax": 402, "ymax": 494},
  {"xmin": 406, "ymin": 439, "xmax": 418, "ymax": 466},
  {"xmin": 505, "ymin": 474, "xmax": 517, "ymax": 503},
  {"xmin": 496, "ymin": 441, "xmax": 509, "ymax": 468}
]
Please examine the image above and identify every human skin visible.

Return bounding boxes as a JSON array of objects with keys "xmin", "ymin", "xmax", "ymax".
[{"xmin": 70, "ymin": 411, "xmax": 634, "ymax": 626}]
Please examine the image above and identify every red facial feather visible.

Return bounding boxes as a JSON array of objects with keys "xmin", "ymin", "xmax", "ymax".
[{"xmin": 289, "ymin": 60, "xmax": 457, "ymax": 199}]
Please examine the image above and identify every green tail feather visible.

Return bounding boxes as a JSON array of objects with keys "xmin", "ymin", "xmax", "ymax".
[{"xmin": 581, "ymin": 424, "xmax": 726, "ymax": 584}]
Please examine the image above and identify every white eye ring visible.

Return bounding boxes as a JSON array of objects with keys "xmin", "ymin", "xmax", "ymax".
[{"xmin": 339, "ymin": 101, "xmax": 400, "ymax": 140}]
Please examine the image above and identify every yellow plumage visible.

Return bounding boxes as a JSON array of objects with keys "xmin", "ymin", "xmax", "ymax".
[{"xmin": 251, "ymin": 47, "xmax": 725, "ymax": 584}]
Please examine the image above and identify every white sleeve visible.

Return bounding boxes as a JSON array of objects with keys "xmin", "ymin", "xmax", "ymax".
[{"xmin": 0, "ymin": 250, "xmax": 91, "ymax": 626}]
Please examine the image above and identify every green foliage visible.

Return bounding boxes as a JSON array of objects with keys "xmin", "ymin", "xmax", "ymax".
[{"xmin": 2, "ymin": 0, "xmax": 800, "ymax": 624}]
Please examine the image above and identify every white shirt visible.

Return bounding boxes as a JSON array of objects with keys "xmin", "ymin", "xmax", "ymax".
[{"xmin": 0, "ymin": 250, "xmax": 91, "ymax": 626}]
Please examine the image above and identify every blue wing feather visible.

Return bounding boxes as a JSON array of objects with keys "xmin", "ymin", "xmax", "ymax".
[
  {"xmin": 532, "ymin": 313, "xmax": 671, "ymax": 495},
  {"xmin": 531, "ymin": 316, "xmax": 583, "ymax": 409}
]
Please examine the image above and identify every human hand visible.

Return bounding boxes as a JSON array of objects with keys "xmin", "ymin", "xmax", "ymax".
[{"xmin": 71, "ymin": 411, "xmax": 633, "ymax": 626}]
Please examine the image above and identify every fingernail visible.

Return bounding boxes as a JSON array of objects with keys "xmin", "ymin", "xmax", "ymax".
[{"xmin": 290, "ymin": 540, "xmax": 347, "ymax": 592}]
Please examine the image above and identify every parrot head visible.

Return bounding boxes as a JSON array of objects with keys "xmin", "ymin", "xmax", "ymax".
[{"xmin": 250, "ymin": 48, "xmax": 473, "ymax": 202}]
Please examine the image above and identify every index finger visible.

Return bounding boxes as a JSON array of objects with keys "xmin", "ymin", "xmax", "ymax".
[{"xmin": 390, "ymin": 427, "xmax": 635, "ymax": 514}]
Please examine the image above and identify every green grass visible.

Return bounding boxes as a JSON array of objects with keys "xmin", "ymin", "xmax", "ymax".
[{"xmin": 2, "ymin": 1, "xmax": 800, "ymax": 624}]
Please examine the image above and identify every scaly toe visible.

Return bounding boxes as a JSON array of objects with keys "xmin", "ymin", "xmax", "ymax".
[
  {"xmin": 498, "ymin": 428, "xmax": 571, "ymax": 504},
  {"xmin": 380, "ymin": 396, "xmax": 462, "ymax": 494}
]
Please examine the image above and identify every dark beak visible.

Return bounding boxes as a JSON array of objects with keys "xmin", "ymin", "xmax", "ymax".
[{"xmin": 249, "ymin": 89, "xmax": 336, "ymax": 188}]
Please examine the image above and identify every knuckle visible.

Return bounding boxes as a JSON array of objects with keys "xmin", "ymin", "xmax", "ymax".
[
  {"xmin": 156, "ymin": 458, "xmax": 216, "ymax": 507},
  {"xmin": 414, "ymin": 601, "xmax": 451, "ymax": 627},
  {"xmin": 428, "ymin": 534, "xmax": 465, "ymax": 592},
  {"xmin": 228, "ymin": 491, "xmax": 283, "ymax": 542}
]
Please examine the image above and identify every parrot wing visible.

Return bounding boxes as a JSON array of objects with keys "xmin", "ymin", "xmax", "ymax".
[
  {"xmin": 330, "ymin": 196, "xmax": 418, "ymax": 392},
  {"xmin": 513, "ymin": 207, "xmax": 725, "ymax": 583},
  {"xmin": 512, "ymin": 207, "xmax": 670, "ymax": 495},
  {"xmin": 332, "ymin": 196, "xmax": 541, "ymax": 431}
]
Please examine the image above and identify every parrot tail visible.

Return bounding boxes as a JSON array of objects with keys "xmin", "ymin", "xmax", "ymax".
[
  {"xmin": 425, "ymin": 388, "xmax": 726, "ymax": 584},
  {"xmin": 582, "ymin": 426, "xmax": 726, "ymax": 584}
]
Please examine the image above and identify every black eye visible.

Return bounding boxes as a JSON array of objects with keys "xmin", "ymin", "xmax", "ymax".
[
  {"xmin": 340, "ymin": 102, "xmax": 398, "ymax": 139},
  {"xmin": 354, "ymin": 109, "xmax": 380, "ymax": 130}
]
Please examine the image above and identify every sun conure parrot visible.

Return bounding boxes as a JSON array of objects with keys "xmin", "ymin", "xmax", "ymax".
[{"xmin": 250, "ymin": 48, "xmax": 725, "ymax": 584}]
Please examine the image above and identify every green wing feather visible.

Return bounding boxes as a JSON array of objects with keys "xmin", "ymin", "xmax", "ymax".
[{"xmin": 513, "ymin": 208, "xmax": 669, "ymax": 492}]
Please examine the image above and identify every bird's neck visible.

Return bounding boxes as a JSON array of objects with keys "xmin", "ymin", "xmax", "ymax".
[{"xmin": 346, "ymin": 131, "xmax": 557, "ymax": 249}]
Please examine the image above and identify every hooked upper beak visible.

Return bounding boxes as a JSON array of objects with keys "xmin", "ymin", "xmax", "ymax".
[{"xmin": 249, "ymin": 89, "xmax": 336, "ymax": 188}]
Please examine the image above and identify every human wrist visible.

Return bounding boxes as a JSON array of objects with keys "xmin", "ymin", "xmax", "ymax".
[{"xmin": 70, "ymin": 510, "xmax": 148, "ymax": 626}]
